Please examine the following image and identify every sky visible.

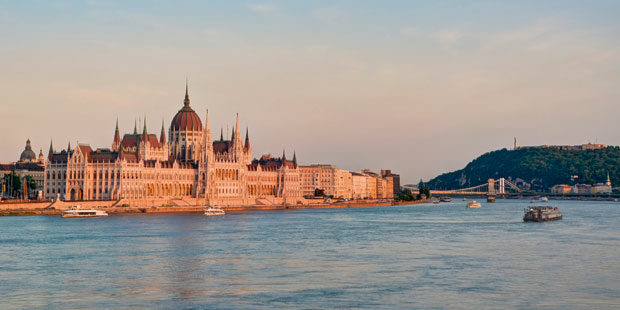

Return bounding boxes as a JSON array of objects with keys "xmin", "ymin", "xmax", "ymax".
[{"xmin": 1, "ymin": 1, "xmax": 619, "ymax": 184}]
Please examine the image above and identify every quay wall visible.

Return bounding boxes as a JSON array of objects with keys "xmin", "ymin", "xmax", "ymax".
[{"xmin": 1, "ymin": 199, "xmax": 426, "ymax": 216}]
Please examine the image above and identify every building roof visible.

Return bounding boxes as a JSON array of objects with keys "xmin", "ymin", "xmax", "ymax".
[
  {"xmin": 170, "ymin": 84, "xmax": 203, "ymax": 132},
  {"xmin": 120, "ymin": 134, "xmax": 161, "ymax": 149}
]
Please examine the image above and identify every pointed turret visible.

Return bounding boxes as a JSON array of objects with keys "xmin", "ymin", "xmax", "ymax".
[
  {"xmin": 234, "ymin": 113, "xmax": 240, "ymax": 142},
  {"xmin": 293, "ymin": 151, "xmax": 297, "ymax": 168},
  {"xmin": 282, "ymin": 149, "xmax": 286, "ymax": 162},
  {"xmin": 48, "ymin": 140, "xmax": 54, "ymax": 159},
  {"xmin": 133, "ymin": 118, "xmax": 138, "ymax": 134},
  {"xmin": 220, "ymin": 127, "xmax": 224, "ymax": 141},
  {"xmin": 244, "ymin": 127, "xmax": 250, "ymax": 150},
  {"xmin": 67, "ymin": 141, "xmax": 71, "ymax": 152},
  {"xmin": 160, "ymin": 119, "xmax": 166, "ymax": 145},
  {"xmin": 142, "ymin": 117, "xmax": 149, "ymax": 142},
  {"xmin": 113, "ymin": 118, "xmax": 121, "ymax": 150},
  {"xmin": 607, "ymin": 172, "xmax": 612, "ymax": 186}
]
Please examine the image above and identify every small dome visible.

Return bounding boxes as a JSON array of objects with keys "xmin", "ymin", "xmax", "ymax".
[{"xmin": 20, "ymin": 139, "xmax": 37, "ymax": 162}]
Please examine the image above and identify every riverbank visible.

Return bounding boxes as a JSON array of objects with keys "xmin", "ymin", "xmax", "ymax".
[{"xmin": 0, "ymin": 199, "xmax": 427, "ymax": 216}]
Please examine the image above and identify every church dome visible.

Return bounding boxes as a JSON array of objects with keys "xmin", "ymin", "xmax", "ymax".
[
  {"xmin": 20, "ymin": 139, "xmax": 37, "ymax": 162},
  {"xmin": 170, "ymin": 85, "xmax": 203, "ymax": 132}
]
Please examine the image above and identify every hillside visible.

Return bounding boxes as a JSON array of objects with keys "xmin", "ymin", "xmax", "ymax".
[{"xmin": 427, "ymin": 147, "xmax": 620, "ymax": 191}]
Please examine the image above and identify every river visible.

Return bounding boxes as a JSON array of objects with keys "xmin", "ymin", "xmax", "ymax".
[{"xmin": 1, "ymin": 199, "xmax": 619, "ymax": 309}]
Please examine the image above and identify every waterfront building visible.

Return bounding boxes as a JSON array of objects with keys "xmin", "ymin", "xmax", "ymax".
[
  {"xmin": 551, "ymin": 184, "xmax": 572, "ymax": 194},
  {"xmin": 0, "ymin": 139, "xmax": 46, "ymax": 197},
  {"xmin": 299, "ymin": 164, "xmax": 353, "ymax": 199},
  {"xmin": 381, "ymin": 170, "xmax": 399, "ymax": 196},
  {"xmin": 43, "ymin": 85, "xmax": 304, "ymax": 206}
]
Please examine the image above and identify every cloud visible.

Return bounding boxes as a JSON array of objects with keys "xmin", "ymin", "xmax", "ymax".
[
  {"xmin": 435, "ymin": 30, "xmax": 463, "ymax": 44},
  {"xmin": 247, "ymin": 3, "xmax": 278, "ymax": 14}
]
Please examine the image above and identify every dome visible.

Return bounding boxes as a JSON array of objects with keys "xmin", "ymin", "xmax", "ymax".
[
  {"xmin": 170, "ymin": 85, "xmax": 203, "ymax": 132},
  {"xmin": 171, "ymin": 106, "xmax": 203, "ymax": 132},
  {"xmin": 20, "ymin": 139, "xmax": 37, "ymax": 162}
]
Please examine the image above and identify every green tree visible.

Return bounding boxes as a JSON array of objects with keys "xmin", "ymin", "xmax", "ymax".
[{"xmin": 2, "ymin": 171, "xmax": 22, "ymax": 198}]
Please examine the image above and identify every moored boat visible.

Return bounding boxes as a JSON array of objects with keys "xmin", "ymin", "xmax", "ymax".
[
  {"xmin": 523, "ymin": 206, "xmax": 562, "ymax": 222},
  {"xmin": 440, "ymin": 197, "xmax": 452, "ymax": 202},
  {"xmin": 467, "ymin": 200, "xmax": 481, "ymax": 209},
  {"xmin": 539, "ymin": 196, "xmax": 549, "ymax": 202},
  {"xmin": 61, "ymin": 206, "xmax": 108, "ymax": 218},
  {"xmin": 204, "ymin": 206, "xmax": 225, "ymax": 216}
]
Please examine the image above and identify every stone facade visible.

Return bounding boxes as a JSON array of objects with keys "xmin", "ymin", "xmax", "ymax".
[{"xmin": 44, "ymin": 85, "xmax": 304, "ymax": 206}]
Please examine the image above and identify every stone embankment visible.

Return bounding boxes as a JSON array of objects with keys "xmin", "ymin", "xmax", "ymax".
[{"xmin": 0, "ymin": 199, "xmax": 426, "ymax": 216}]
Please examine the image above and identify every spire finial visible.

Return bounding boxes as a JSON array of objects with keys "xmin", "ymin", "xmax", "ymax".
[
  {"xmin": 244, "ymin": 127, "xmax": 250, "ymax": 150},
  {"xmin": 184, "ymin": 77, "xmax": 190, "ymax": 107},
  {"xmin": 220, "ymin": 126, "xmax": 224, "ymax": 141},
  {"xmin": 115, "ymin": 117, "xmax": 119, "ymax": 131},
  {"xmin": 293, "ymin": 150, "xmax": 297, "ymax": 167},
  {"xmin": 282, "ymin": 149, "xmax": 286, "ymax": 161},
  {"xmin": 133, "ymin": 118, "xmax": 138, "ymax": 134}
]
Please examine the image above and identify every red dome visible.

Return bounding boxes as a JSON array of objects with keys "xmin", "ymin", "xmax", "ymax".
[
  {"xmin": 170, "ymin": 86, "xmax": 203, "ymax": 132},
  {"xmin": 170, "ymin": 106, "xmax": 203, "ymax": 131}
]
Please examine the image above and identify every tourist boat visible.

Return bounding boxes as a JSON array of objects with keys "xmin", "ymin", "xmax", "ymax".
[
  {"xmin": 539, "ymin": 196, "xmax": 549, "ymax": 202},
  {"xmin": 467, "ymin": 201, "xmax": 481, "ymax": 209},
  {"xmin": 432, "ymin": 199, "xmax": 440, "ymax": 204},
  {"xmin": 61, "ymin": 206, "xmax": 108, "ymax": 218},
  {"xmin": 440, "ymin": 197, "xmax": 452, "ymax": 202},
  {"xmin": 523, "ymin": 206, "xmax": 562, "ymax": 222},
  {"xmin": 204, "ymin": 206, "xmax": 225, "ymax": 216}
]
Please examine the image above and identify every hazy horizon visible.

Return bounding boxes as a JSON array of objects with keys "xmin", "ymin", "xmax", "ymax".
[{"xmin": 1, "ymin": 1, "xmax": 620, "ymax": 184}]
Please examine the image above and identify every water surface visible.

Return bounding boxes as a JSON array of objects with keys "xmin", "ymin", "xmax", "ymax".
[{"xmin": 1, "ymin": 200, "xmax": 619, "ymax": 309}]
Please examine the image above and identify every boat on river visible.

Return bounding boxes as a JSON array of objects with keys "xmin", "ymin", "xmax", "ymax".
[
  {"xmin": 204, "ymin": 206, "xmax": 225, "ymax": 216},
  {"xmin": 467, "ymin": 201, "xmax": 481, "ymax": 209},
  {"xmin": 539, "ymin": 196, "xmax": 549, "ymax": 202},
  {"xmin": 440, "ymin": 197, "xmax": 452, "ymax": 202},
  {"xmin": 61, "ymin": 206, "xmax": 108, "ymax": 218},
  {"xmin": 523, "ymin": 206, "xmax": 562, "ymax": 222}
]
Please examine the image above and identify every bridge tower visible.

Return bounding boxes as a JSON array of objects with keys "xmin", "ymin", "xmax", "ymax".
[
  {"xmin": 487, "ymin": 178, "xmax": 496, "ymax": 203},
  {"xmin": 499, "ymin": 178, "xmax": 505, "ymax": 194}
]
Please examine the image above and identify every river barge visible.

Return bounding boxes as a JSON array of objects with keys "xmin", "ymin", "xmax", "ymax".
[{"xmin": 523, "ymin": 206, "xmax": 562, "ymax": 222}]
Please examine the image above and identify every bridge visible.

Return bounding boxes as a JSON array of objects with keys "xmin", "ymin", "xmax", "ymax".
[{"xmin": 431, "ymin": 178, "xmax": 523, "ymax": 197}]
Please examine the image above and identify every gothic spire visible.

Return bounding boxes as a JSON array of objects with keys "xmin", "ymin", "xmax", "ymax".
[
  {"xmin": 113, "ymin": 118, "xmax": 121, "ymax": 147},
  {"xmin": 133, "ymin": 118, "xmax": 138, "ymax": 134},
  {"xmin": 183, "ymin": 78, "xmax": 190, "ymax": 107},
  {"xmin": 244, "ymin": 127, "xmax": 250, "ymax": 150},
  {"xmin": 142, "ymin": 117, "xmax": 148, "ymax": 141},
  {"xmin": 67, "ymin": 141, "xmax": 71, "ymax": 152},
  {"xmin": 160, "ymin": 119, "xmax": 166, "ymax": 144},
  {"xmin": 220, "ymin": 126, "xmax": 224, "ymax": 141},
  {"xmin": 48, "ymin": 139, "xmax": 54, "ymax": 158},
  {"xmin": 293, "ymin": 150, "xmax": 297, "ymax": 167},
  {"xmin": 282, "ymin": 149, "xmax": 286, "ymax": 162}
]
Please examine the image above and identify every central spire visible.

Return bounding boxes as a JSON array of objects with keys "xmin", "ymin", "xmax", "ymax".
[{"xmin": 184, "ymin": 78, "xmax": 190, "ymax": 107}]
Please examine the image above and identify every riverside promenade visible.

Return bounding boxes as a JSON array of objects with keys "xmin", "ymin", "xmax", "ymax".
[{"xmin": 0, "ymin": 199, "xmax": 423, "ymax": 216}]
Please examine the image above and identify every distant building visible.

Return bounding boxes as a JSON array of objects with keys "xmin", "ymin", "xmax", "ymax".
[
  {"xmin": 0, "ymin": 139, "xmax": 46, "ymax": 198},
  {"xmin": 551, "ymin": 184, "xmax": 572, "ymax": 194},
  {"xmin": 516, "ymin": 143, "xmax": 607, "ymax": 151},
  {"xmin": 381, "ymin": 169, "xmax": 400, "ymax": 194}
]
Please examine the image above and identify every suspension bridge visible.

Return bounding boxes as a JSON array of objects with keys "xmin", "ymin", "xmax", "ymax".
[{"xmin": 431, "ymin": 178, "xmax": 523, "ymax": 197}]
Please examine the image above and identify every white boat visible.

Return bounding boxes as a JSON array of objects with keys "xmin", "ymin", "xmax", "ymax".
[
  {"xmin": 204, "ymin": 206, "xmax": 225, "ymax": 216},
  {"xmin": 467, "ymin": 201, "xmax": 481, "ymax": 209},
  {"xmin": 540, "ymin": 196, "xmax": 549, "ymax": 202},
  {"xmin": 61, "ymin": 206, "xmax": 108, "ymax": 218}
]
